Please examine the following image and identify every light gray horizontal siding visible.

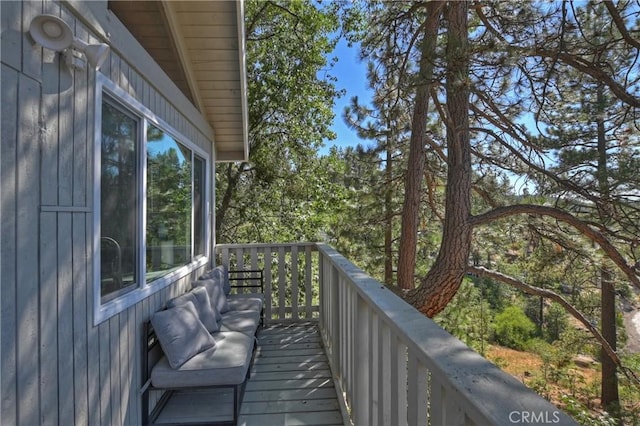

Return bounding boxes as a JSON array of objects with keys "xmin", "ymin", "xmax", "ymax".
[{"xmin": 1, "ymin": 1, "xmax": 214, "ymax": 425}]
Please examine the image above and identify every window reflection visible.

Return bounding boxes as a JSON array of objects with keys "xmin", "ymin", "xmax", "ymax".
[
  {"xmin": 100, "ymin": 102, "xmax": 138, "ymax": 299},
  {"xmin": 146, "ymin": 125, "xmax": 192, "ymax": 280},
  {"xmin": 194, "ymin": 156, "xmax": 205, "ymax": 257}
]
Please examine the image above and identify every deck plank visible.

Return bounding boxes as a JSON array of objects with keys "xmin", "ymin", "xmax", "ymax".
[{"xmin": 154, "ymin": 322, "xmax": 346, "ymax": 425}]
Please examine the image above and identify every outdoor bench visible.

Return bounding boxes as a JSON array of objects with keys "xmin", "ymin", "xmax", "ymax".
[{"xmin": 141, "ymin": 265, "xmax": 264, "ymax": 425}]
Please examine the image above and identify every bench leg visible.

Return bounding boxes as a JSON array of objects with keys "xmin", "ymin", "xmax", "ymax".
[
  {"xmin": 233, "ymin": 385, "xmax": 240, "ymax": 425},
  {"xmin": 142, "ymin": 389, "xmax": 149, "ymax": 425}
]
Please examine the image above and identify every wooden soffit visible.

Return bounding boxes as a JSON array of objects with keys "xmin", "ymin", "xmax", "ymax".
[{"xmin": 109, "ymin": 0, "xmax": 249, "ymax": 162}]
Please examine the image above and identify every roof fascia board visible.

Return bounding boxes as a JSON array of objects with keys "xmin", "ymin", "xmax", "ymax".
[
  {"xmin": 236, "ymin": 0, "xmax": 250, "ymax": 162},
  {"xmin": 160, "ymin": 1, "xmax": 207, "ymax": 115},
  {"xmin": 217, "ymin": 150, "xmax": 247, "ymax": 162}
]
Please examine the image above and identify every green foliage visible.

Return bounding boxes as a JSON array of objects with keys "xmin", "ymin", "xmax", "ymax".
[
  {"xmin": 560, "ymin": 394, "xmax": 619, "ymax": 426},
  {"xmin": 527, "ymin": 338, "xmax": 571, "ymax": 370},
  {"xmin": 543, "ymin": 303, "xmax": 569, "ymax": 343},
  {"xmin": 216, "ymin": 0, "xmax": 343, "ymax": 243},
  {"xmin": 477, "ymin": 278, "xmax": 507, "ymax": 311},
  {"xmin": 435, "ymin": 279, "xmax": 494, "ymax": 355},
  {"xmin": 556, "ymin": 327, "xmax": 600, "ymax": 360},
  {"xmin": 618, "ymin": 354, "xmax": 640, "ymax": 425},
  {"xmin": 524, "ymin": 298, "xmax": 570, "ymax": 342},
  {"xmin": 494, "ymin": 306, "xmax": 537, "ymax": 350}
]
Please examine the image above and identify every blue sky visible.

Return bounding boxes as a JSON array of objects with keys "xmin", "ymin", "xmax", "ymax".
[{"xmin": 321, "ymin": 38, "xmax": 373, "ymax": 154}]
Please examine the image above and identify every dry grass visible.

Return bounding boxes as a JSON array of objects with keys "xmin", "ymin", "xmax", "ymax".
[
  {"xmin": 486, "ymin": 345, "xmax": 603, "ymax": 416},
  {"xmin": 486, "ymin": 345, "xmax": 544, "ymax": 379}
]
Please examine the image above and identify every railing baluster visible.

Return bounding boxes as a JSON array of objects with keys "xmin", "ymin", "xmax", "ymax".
[
  {"xmin": 393, "ymin": 337, "xmax": 408, "ymax": 426},
  {"xmin": 277, "ymin": 246, "xmax": 285, "ymax": 320},
  {"xmin": 354, "ymin": 296, "xmax": 370, "ymax": 425},
  {"xmin": 291, "ymin": 244, "xmax": 299, "ymax": 320},
  {"xmin": 264, "ymin": 247, "xmax": 273, "ymax": 322},
  {"xmin": 430, "ymin": 381, "xmax": 444, "ymax": 425},
  {"xmin": 235, "ymin": 247, "xmax": 244, "ymax": 271},
  {"xmin": 408, "ymin": 354, "xmax": 428, "ymax": 425},
  {"xmin": 341, "ymin": 275, "xmax": 349, "ymax": 399},
  {"xmin": 330, "ymin": 263, "xmax": 340, "ymax": 377},
  {"xmin": 305, "ymin": 245, "xmax": 313, "ymax": 319},
  {"xmin": 381, "ymin": 323, "xmax": 391, "ymax": 425},
  {"xmin": 370, "ymin": 311, "xmax": 380, "ymax": 426},
  {"xmin": 250, "ymin": 246, "xmax": 258, "ymax": 271}
]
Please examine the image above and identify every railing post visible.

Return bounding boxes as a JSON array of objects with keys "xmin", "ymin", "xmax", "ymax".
[{"xmin": 219, "ymin": 246, "xmax": 229, "ymax": 267}]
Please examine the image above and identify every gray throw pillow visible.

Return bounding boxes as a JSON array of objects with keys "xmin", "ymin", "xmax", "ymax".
[
  {"xmin": 213, "ymin": 265, "xmax": 231, "ymax": 296},
  {"xmin": 193, "ymin": 276, "xmax": 230, "ymax": 316},
  {"xmin": 167, "ymin": 287, "xmax": 219, "ymax": 333},
  {"xmin": 150, "ymin": 301, "xmax": 216, "ymax": 369},
  {"xmin": 199, "ymin": 265, "xmax": 230, "ymax": 296},
  {"xmin": 199, "ymin": 268, "xmax": 216, "ymax": 281}
]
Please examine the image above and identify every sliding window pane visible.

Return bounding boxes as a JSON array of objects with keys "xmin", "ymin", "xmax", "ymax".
[
  {"xmin": 146, "ymin": 125, "xmax": 192, "ymax": 280},
  {"xmin": 100, "ymin": 101, "xmax": 138, "ymax": 299},
  {"xmin": 193, "ymin": 156, "xmax": 206, "ymax": 257}
]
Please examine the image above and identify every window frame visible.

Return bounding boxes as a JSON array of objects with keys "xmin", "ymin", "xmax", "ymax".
[{"xmin": 93, "ymin": 74, "xmax": 211, "ymax": 325}]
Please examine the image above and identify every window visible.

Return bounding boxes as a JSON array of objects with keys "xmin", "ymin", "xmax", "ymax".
[
  {"xmin": 95, "ymin": 76, "xmax": 209, "ymax": 323},
  {"xmin": 100, "ymin": 101, "xmax": 139, "ymax": 299}
]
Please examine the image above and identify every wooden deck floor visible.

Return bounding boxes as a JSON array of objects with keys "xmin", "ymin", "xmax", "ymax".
[{"xmin": 154, "ymin": 322, "xmax": 346, "ymax": 425}]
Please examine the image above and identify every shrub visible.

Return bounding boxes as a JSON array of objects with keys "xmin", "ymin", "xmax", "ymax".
[{"xmin": 494, "ymin": 305, "xmax": 537, "ymax": 350}]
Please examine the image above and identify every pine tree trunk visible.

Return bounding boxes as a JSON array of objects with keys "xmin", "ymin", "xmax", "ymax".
[
  {"xmin": 384, "ymin": 131, "xmax": 394, "ymax": 286},
  {"xmin": 597, "ymin": 85, "xmax": 620, "ymax": 413},
  {"xmin": 601, "ymin": 269, "xmax": 619, "ymax": 411},
  {"xmin": 397, "ymin": 1, "xmax": 443, "ymax": 290},
  {"xmin": 406, "ymin": 1, "xmax": 472, "ymax": 317}
]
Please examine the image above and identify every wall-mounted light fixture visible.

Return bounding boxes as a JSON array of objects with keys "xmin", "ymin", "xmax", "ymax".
[{"xmin": 29, "ymin": 14, "xmax": 110, "ymax": 71}]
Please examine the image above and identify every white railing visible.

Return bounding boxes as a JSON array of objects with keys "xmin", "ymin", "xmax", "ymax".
[
  {"xmin": 217, "ymin": 243, "xmax": 578, "ymax": 426},
  {"xmin": 216, "ymin": 243, "xmax": 320, "ymax": 323}
]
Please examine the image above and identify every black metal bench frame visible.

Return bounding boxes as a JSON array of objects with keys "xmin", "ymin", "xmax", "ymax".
[
  {"xmin": 228, "ymin": 268, "xmax": 264, "ymax": 325},
  {"xmin": 140, "ymin": 268, "xmax": 263, "ymax": 426},
  {"xmin": 141, "ymin": 321, "xmax": 257, "ymax": 426}
]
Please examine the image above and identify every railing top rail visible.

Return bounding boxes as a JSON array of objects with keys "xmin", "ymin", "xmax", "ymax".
[
  {"xmin": 316, "ymin": 243, "xmax": 577, "ymax": 426},
  {"xmin": 216, "ymin": 242, "xmax": 319, "ymax": 251}
]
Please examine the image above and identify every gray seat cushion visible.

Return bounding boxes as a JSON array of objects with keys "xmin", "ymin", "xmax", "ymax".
[
  {"xmin": 151, "ymin": 331, "xmax": 254, "ymax": 388},
  {"xmin": 219, "ymin": 310, "xmax": 261, "ymax": 336},
  {"xmin": 226, "ymin": 294, "xmax": 263, "ymax": 313}
]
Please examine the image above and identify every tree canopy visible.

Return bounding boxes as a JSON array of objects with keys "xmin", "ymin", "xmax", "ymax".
[{"xmin": 216, "ymin": 1, "xmax": 640, "ymax": 418}]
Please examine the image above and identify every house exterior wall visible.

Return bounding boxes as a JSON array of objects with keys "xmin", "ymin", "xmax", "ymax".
[{"xmin": 1, "ymin": 1, "xmax": 218, "ymax": 424}]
